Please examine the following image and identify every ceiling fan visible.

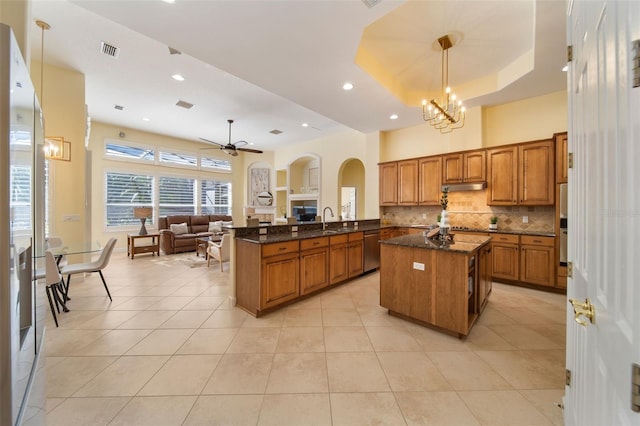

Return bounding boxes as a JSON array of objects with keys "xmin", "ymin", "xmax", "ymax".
[{"xmin": 199, "ymin": 119, "xmax": 263, "ymax": 156}]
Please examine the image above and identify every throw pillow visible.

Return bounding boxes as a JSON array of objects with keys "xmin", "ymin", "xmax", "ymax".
[
  {"xmin": 170, "ymin": 222, "xmax": 189, "ymax": 235},
  {"xmin": 222, "ymin": 221, "xmax": 233, "ymax": 228},
  {"xmin": 208, "ymin": 221, "xmax": 223, "ymax": 233}
]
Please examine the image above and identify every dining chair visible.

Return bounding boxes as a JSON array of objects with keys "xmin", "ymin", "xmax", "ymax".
[
  {"xmin": 44, "ymin": 250, "xmax": 68, "ymax": 327},
  {"xmin": 207, "ymin": 233, "xmax": 230, "ymax": 271},
  {"xmin": 59, "ymin": 237, "xmax": 117, "ymax": 302},
  {"xmin": 46, "ymin": 235, "xmax": 68, "ymax": 266}
]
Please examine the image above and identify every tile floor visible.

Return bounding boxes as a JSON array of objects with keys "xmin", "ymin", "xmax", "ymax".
[{"xmin": 42, "ymin": 251, "xmax": 566, "ymax": 425}]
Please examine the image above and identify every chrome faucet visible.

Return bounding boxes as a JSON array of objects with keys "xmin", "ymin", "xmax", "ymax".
[{"xmin": 322, "ymin": 207, "xmax": 335, "ymax": 230}]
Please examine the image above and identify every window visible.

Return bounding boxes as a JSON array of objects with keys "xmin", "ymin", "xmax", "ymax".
[
  {"xmin": 201, "ymin": 179, "xmax": 232, "ymax": 215},
  {"xmin": 159, "ymin": 149, "xmax": 197, "ymax": 168},
  {"xmin": 105, "ymin": 172, "xmax": 153, "ymax": 227},
  {"xmin": 105, "ymin": 140, "xmax": 155, "ymax": 162},
  {"xmin": 10, "ymin": 165, "xmax": 32, "ymax": 231},
  {"xmin": 159, "ymin": 176, "xmax": 196, "ymax": 216},
  {"xmin": 201, "ymin": 155, "xmax": 232, "ymax": 172}
]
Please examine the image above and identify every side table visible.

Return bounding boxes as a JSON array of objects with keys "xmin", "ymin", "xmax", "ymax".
[{"xmin": 128, "ymin": 233, "xmax": 160, "ymax": 259}]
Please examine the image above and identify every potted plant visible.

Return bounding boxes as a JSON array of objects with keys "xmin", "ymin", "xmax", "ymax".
[{"xmin": 489, "ymin": 216, "xmax": 498, "ymax": 230}]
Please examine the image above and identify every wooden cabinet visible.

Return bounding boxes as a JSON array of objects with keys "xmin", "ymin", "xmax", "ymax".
[
  {"xmin": 380, "ymin": 228, "xmax": 395, "ymax": 240},
  {"xmin": 260, "ymin": 241, "xmax": 300, "ymax": 309},
  {"xmin": 443, "ymin": 150, "xmax": 486, "ymax": 184},
  {"xmin": 555, "ymin": 132, "xmax": 568, "ymax": 184},
  {"xmin": 478, "ymin": 243, "xmax": 492, "ymax": 311},
  {"xmin": 491, "ymin": 233, "xmax": 520, "ymax": 281},
  {"xmin": 488, "ymin": 141, "xmax": 554, "ymax": 206},
  {"xmin": 379, "ymin": 162, "xmax": 398, "ymax": 205},
  {"xmin": 398, "ymin": 160, "xmax": 419, "ymax": 205},
  {"xmin": 520, "ymin": 235, "xmax": 555, "ymax": 287},
  {"xmin": 418, "ymin": 156, "xmax": 442, "ymax": 205},
  {"xmin": 300, "ymin": 237, "xmax": 329, "ymax": 295},
  {"xmin": 347, "ymin": 232, "xmax": 364, "ymax": 278},
  {"xmin": 329, "ymin": 234, "xmax": 349, "ymax": 284}
]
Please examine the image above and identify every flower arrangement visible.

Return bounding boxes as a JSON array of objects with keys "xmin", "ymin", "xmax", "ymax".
[{"xmin": 440, "ymin": 186, "xmax": 449, "ymax": 211}]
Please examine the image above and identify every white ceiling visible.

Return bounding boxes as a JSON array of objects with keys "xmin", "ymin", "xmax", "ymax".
[{"xmin": 30, "ymin": 0, "xmax": 567, "ymax": 152}]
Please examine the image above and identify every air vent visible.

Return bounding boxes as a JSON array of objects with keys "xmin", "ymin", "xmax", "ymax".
[
  {"xmin": 168, "ymin": 46, "xmax": 182, "ymax": 55},
  {"xmin": 269, "ymin": 129, "xmax": 283, "ymax": 135},
  {"xmin": 100, "ymin": 41, "xmax": 120, "ymax": 58},
  {"xmin": 114, "ymin": 104, "xmax": 124, "ymax": 111},
  {"xmin": 362, "ymin": 0, "xmax": 382, "ymax": 8},
  {"xmin": 175, "ymin": 100, "xmax": 194, "ymax": 109}
]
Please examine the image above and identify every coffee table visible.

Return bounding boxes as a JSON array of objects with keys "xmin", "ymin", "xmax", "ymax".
[{"xmin": 196, "ymin": 235, "xmax": 222, "ymax": 258}]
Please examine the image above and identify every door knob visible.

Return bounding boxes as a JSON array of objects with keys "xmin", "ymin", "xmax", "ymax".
[{"xmin": 569, "ymin": 298, "xmax": 595, "ymax": 326}]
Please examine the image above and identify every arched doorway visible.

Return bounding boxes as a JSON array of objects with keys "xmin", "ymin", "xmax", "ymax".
[{"xmin": 338, "ymin": 158, "xmax": 365, "ymax": 220}]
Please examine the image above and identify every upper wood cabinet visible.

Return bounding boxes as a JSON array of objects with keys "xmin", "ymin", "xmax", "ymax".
[
  {"xmin": 418, "ymin": 156, "xmax": 442, "ymax": 205},
  {"xmin": 555, "ymin": 132, "xmax": 568, "ymax": 183},
  {"xmin": 487, "ymin": 140, "xmax": 554, "ymax": 206},
  {"xmin": 443, "ymin": 150, "xmax": 486, "ymax": 184},
  {"xmin": 379, "ymin": 162, "xmax": 398, "ymax": 206},
  {"xmin": 397, "ymin": 160, "xmax": 419, "ymax": 205}
]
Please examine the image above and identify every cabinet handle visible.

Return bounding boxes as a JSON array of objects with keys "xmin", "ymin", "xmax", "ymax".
[
  {"xmin": 313, "ymin": 242, "xmax": 319, "ymax": 245},
  {"xmin": 278, "ymin": 247, "xmax": 286, "ymax": 251},
  {"xmin": 533, "ymin": 239, "xmax": 542, "ymax": 243}
]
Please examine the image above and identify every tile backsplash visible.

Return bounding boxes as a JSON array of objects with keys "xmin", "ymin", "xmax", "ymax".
[{"xmin": 381, "ymin": 190, "xmax": 555, "ymax": 233}]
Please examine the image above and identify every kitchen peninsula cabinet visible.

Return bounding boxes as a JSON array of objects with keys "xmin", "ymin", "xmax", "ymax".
[
  {"xmin": 261, "ymin": 241, "xmax": 300, "ymax": 309},
  {"xmin": 419, "ymin": 156, "xmax": 442, "ymax": 205},
  {"xmin": 300, "ymin": 237, "xmax": 329, "ymax": 295},
  {"xmin": 379, "ymin": 162, "xmax": 398, "ymax": 205}
]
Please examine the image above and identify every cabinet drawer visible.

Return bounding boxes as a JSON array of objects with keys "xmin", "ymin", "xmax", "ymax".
[
  {"xmin": 300, "ymin": 237, "xmax": 329, "ymax": 251},
  {"xmin": 262, "ymin": 240, "xmax": 299, "ymax": 257},
  {"xmin": 348, "ymin": 231, "xmax": 363, "ymax": 241},
  {"xmin": 520, "ymin": 235, "xmax": 554, "ymax": 247},
  {"xmin": 329, "ymin": 234, "xmax": 349, "ymax": 245},
  {"xmin": 492, "ymin": 234, "xmax": 519, "ymax": 244}
]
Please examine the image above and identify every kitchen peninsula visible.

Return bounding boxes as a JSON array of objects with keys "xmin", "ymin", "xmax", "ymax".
[{"xmin": 380, "ymin": 233, "xmax": 492, "ymax": 337}]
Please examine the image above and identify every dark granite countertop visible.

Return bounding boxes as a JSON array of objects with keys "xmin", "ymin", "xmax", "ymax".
[
  {"xmin": 380, "ymin": 233, "xmax": 492, "ymax": 254},
  {"xmin": 235, "ymin": 221, "xmax": 384, "ymax": 244},
  {"xmin": 396, "ymin": 225, "xmax": 555, "ymax": 238}
]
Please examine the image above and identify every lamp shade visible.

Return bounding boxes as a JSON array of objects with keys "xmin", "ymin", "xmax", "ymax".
[
  {"xmin": 243, "ymin": 207, "xmax": 255, "ymax": 217},
  {"xmin": 133, "ymin": 207, "xmax": 152, "ymax": 219}
]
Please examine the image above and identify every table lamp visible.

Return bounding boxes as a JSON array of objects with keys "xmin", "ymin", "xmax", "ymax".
[
  {"xmin": 133, "ymin": 207, "xmax": 153, "ymax": 235},
  {"xmin": 244, "ymin": 207, "xmax": 256, "ymax": 225}
]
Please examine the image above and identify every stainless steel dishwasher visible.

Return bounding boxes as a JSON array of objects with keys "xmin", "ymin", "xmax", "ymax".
[{"xmin": 363, "ymin": 230, "xmax": 380, "ymax": 272}]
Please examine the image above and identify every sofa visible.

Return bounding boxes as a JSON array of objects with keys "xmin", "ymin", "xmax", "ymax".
[{"xmin": 158, "ymin": 214, "xmax": 233, "ymax": 255}]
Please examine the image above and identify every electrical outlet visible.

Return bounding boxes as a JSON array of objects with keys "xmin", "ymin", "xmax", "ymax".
[
  {"xmin": 422, "ymin": 213, "xmax": 427, "ymax": 219},
  {"xmin": 413, "ymin": 262, "xmax": 425, "ymax": 271},
  {"xmin": 292, "ymin": 226, "xmax": 298, "ymax": 232},
  {"xmin": 259, "ymin": 227, "xmax": 267, "ymax": 235},
  {"xmin": 522, "ymin": 216, "xmax": 529, "ymax": 223}
]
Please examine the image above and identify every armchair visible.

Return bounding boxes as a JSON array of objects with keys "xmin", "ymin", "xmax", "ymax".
[{"xmin": 207, "ymin": 233, "xmax": 231, "ymax": 271}]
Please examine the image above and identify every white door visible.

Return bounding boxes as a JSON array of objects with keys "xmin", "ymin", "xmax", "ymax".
[{"xmin": 565, "ymin": 1, "xmax": 640, "ymax": 425}]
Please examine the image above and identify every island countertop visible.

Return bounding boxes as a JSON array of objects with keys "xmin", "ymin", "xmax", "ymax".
[{"xmin": 380, "ymin": 233, "xmax": 491, "ymax": 254}]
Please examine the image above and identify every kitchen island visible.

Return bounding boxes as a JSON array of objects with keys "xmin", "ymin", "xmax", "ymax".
[{"xmin": 380, "ymin": 233, "xmax": 492, "ymax": 337}]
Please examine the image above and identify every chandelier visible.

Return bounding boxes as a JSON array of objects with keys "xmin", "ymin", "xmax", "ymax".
[{"xmin": 422, "ymin": 34, "xmax": 465, "ymax": 133}]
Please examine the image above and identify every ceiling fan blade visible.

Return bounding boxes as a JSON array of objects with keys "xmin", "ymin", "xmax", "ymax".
[
  {"xmin": 237, "ymin": 147, "xmax": 264, "ymax": 154},
  {"xmin": 199, "ymin": 137, "xmax": 224, "ymax": 147}
]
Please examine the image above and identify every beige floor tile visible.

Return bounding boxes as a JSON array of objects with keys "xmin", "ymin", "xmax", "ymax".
[
  {"xmin": 320, "ymin": 292, "xmax": 355, "ymax": 309},
  {"xmin": 522, "ymin": 349, "xmax": 566, "ymax": 375},
  {"xmin": 395, "ymin": 391, "xmax": 481, "ymax": 426},
  {"xmin": 322, "ymin": 307, "xmax": 362, "ymax": 326},
  {"xmin": 458, "ymin": 390, "xmax": 553, "ymax": 425},
  {"xmin": 276, "ymin": 327, "xmax": 325, "ymax": 352},
  {"xmin": 182, "ymin": 296, "xmax": 226, "ymax": 310},
  {"xmin": 46, "ymin": 356, "xmax": 117, "ymax": 397},
  {"xmin": 200, "ymin": 309, "xmax": 247, "ymax": 328},
  {"xmin": 285, "ymin": 296, "xmax": 322, "ymax": 309},
  {"xmin": 198, "ymin": 285, "xmax": 232, "ymax": 298},
  {"xmin": 326, "ymin": 352, "xmax": 390, "ymax": 392},
  {"xmin": 75, "ymin": 329, "xmax": 152, "ymax": 356},
  {"xmin": 170, "ymin": 284, "xmax": 210, "ymax": 297},
  {"xmin": 377, "ymin": 351, "xmax": 451, "ymax": 391},
  {"xmin": 126, "ymin": 329, "xmax": 195, "ymax": 355},
  {"xmin": 427, "ymin": 351, "xmax": 512, "ymax": 390},
  {"xmin": 109, "ymin": 396, "xmax": 197, "ymax": 425},
  {"xmin": 176, "ymin": 328, "xmax": 238, "ymax": 354},
  {"xmin": 111, "ymin": 296, "xmax": 165, "ymax": 310},
  {"xmin": 44, "ymin": 329, "xmax": 109, "ymax": 356},
  {"xmin": 464, "ymin": 324, "xmax": 517, "ymax": 351},
  {"xmin": 73, "ymin": 355, "xmax": 168, "ymax": 396},
  {"xmin": 62, "ymin": 310, "xmax": 139, "ymax": 329},
  {"xmin": 159, "ymin": 310, "xmax": 212, "ymax": 328},
  {"xmin": 146, "ymin": 296, "xmax": 195, "ymax": 310},
  {"xmin": 475, "ymin": 350, "xmax": 564, "ymax": 389},
  {"xmin": 520, "ymin": 389, "xmax": 566, "ymax": 426},
  {"xmin": 139, "ymin": 354, "xmax": 221, "ymax": 396},
  {"xmin": 138, "ymin": 286, "xmax": 180, "ymax": 297},
  {"xmin": 183, "ymin": 395, "xmax": 263, "ymax": 426},
  {"xmin": 46, "ymin": 398, "xmax": 65, "ymax": 413},
  {"xmin": 528, "ymin": 323, "xmax": 567, "ymax": 348},
  {"xmin": 330, "ymin": 392, "xmax": 406, "ymax": 426},
  {"xmin": 283, "ymin": 308, "xmax": 322, "ymax": 326},
  {"xmin": 266, "ymin": 353, "xmax": 328, "ymax": 393},
  {"xmin": 357, "ymin": 306, "xmax": 407, "ymax": 326},
  {"xmin": 258, "ymin": 393, "xmax": 331, "ymax": 426},
  {"xmin": 489, "ymin": 324, "xmax": 563, "ymax": 349},
  {"xmin": 241, "ymin": 310, "xmax": 285, "ymax": 328},
  {"xmin": 116, "ymin": 310, "xmax": 177, "ymax": 329},
  {"xmin": 226, "ymin": 327, "xmax": 280, "ymax": 353},
  {"xmin": 202, "ymin": 353, "xmax": 273, "ymax": 394},
  {"xmin": 324, "ymin": 326, "xmax": 373, "ymax": 352},
  {"xmin": 366, "ymin": 326, "xmax": 421, "ymax": 351},
  {"xmin": 406, "ymin": 324, "xmax": 471, "ymax": 352},
  {"xmin": 474, "ymin": 305, "xmax": 519, "ymax": 326},
  {"xmin": 46, "ymin": 397, "xmax": 130, "ymax": 426}
]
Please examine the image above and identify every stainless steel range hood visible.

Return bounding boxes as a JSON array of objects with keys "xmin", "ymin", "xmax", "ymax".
[{"xmin": 443, "ymin": 182, "xmax": 487, "ymax": 192}]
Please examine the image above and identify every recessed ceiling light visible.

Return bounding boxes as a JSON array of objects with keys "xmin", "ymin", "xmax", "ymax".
[
  {"xmin": 562, "ymin": 65, "xmax": 568, "ymax": 72},
  {"xmin": 389, "ymin": 114, "xmax": 398, "ymax": 120},
  {"xmin": 161, "ymin": 0, "xmax": 175, "ymax": 4},
  {"xmin": 172, "ymin": 74, "xmax": 185, "ymax": 81},
  {"xmin": 302, "ymin": 123, "xmax": 309, "ymax": 127},
  {"xmin": 342, "ymin": 82, "xmax": 354, "ymax": 91},
  {"xmin": 142, "ymin": 117, "xmax": 150, "ymax": 122}
]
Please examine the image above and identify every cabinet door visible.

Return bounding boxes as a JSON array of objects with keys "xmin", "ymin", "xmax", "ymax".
[
  {"xmin": 418, "ymin": 156, "xmax": 442, "ymax": 205},
  {"xmin": 379, "ymin": 163, "xmax": 398, "ymax": 206},
  {"xmin": 348, "ymin": 240, "xmax": 364, "ymax": 278},
  {"xmin": 442, "ymin": 154, "xmax": 463, "ymax": 184},
  {"xmin": 519, "ymin": 140, "xmax": 554, "ymax": 205},
  {"xmin": 555, "ymin": 132, "xmax": 568, "ymax": 184},
  {"xmin": 261, "ymin": 253, "xmax": 299, "ymax": 309},
  {"xmin": 520, "ymin": 236, "xmax": 555, "ymax": 287},
  {"xmin": 300, "ymin": 247, "xmax": 329, "ymax": 295},
  {"xmin": 487, "ymin": 146, "xmax": 518, "ymax": 205},
  {"xmin": 329, "ymin": 243, "xmax": 348, "ymax": 284},
  {"xmin": 397, "ymin": 160, "xmax": 419, "ymax": 205},
  {"xmin": 491, "ymin": 243, "xmax": 519, "ymax": 281},
  {"xmin": 463, "ymin": 150, "xmax": 486, "ymax": 182},
  {"xmin": 478, "ymin": 244, "xmax": 492, "ymax": 311}
]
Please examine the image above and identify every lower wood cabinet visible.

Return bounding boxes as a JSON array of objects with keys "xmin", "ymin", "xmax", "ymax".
[
  {"xmin": 300, "ymin": 237, "xmax": 329, "ymax": 295},
  {"xmin": 520, "ymin": 235, "xmax": 555, "ymax": 287},
  {"xmin": 478, "ymin": 243, "xmax": 492, "ymax": 311},
  {"xmin": 329, "ymin": 235, "xmax": 349, "ymax": 284},
  {"xmin": 347, "ymin": 232, "xmax": 364, "ymax": 278},
  {"xmin": 491, "ymin": 234, "xmax": 520, "ymax": 281},
  {"xmin": 260, "ymin": 242, "xmax": 300, "ymax": 309}
]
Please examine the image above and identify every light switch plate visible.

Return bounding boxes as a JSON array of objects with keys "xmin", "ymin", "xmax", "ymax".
[
  {"xmin": 413, "ymin": 262, "xmax": 425, "ymax": 271},
  {"xmin": 522, "ymin": 216, "xmax": 529, "ymax": 223}
]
